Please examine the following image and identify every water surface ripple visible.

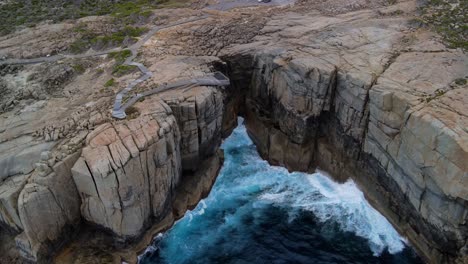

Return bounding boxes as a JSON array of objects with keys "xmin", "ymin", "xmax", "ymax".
[{"xmin": 139, "ymin": 119, "xmax": 423, "ymax": 264}]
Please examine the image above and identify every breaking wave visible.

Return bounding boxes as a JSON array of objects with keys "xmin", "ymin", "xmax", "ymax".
[{"xmin": 139, "ymin": 118, "xmax": 422, "ymax": 264}]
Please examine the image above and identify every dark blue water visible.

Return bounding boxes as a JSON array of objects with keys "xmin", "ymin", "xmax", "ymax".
[{"xmin": 139, "ymin": 119, "xmax": 423, "ymax": 264}]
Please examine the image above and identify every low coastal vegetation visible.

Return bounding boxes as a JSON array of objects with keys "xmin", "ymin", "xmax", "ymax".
[
  {"xmin": 104, "ymin": 78, "xmax": 117, "ymax": 87},
  {"xmin": 107, "ymin": 50, "xmax": 138, "ymax": 76},
  {"xmin": 0, "ymin": 0, "xmax": 188, "ymax": 36},
  {"xmin": 420, "ymin": 0, "xmax": 467, "ymax": 50},
  {"xmin": 108, "ymin": 49, "xmax": 133, "ymax": 63},
  {"xmin": 112, "ymin": 64, "xmax": 138, "ymax": 76},
  {"xmin": 69, "ymin": 25, "xmax": 148, "ymax": 53}
]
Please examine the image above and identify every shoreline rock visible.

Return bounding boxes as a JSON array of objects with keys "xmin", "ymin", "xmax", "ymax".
[
  {"xmin": 0, "ymin": 2, "xmax": 466, "ymax": 263},
  {"xmin": 223, "ymin": 20, "xmax": 467, "ymax": 262}
]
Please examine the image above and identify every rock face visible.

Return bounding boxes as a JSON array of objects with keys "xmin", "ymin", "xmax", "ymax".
[
  {"xmin": 7, "ymin": 152, "xmax": 81, "ymax": 262},
  {"xmin": 0, "ymin": 44, "xmax": 229, "ymax": 262},
  {"xmin": 0, "ymin": 1, "xmax": 466, "ymax": 263},
  {"xmin": 222, "ymin": 11, "xmax": 468, "ymax": 263},
  {"xmin": 71, "ymin": 107, "xmax": 181, "ymax": 239},
  {"xmin": 70, "ymin": 86, "xmax": 225, "ymax": 241}
]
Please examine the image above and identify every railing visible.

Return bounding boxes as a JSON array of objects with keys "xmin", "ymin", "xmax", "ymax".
[{"xmin": 112, "ymin": 71, "xmax": 230, "ymax": 119}]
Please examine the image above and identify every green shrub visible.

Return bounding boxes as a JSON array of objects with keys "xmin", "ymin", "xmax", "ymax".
[
  {"xmin": 0, "ymin": 0, "xmax": 155, "ymax": 35},
  {"xmin": 0, "ymin": 0, "xmax": 186, "ymax": 36},
  {"xmin": 108, "ymin": 50, "xmax": 133, "ymax": 63},
  {"xmin": 72, "ymin": 64, "xmax": 86, "ymax": 74},
  {"xmin": 454, "ymin": 78, "xmax": 467, "ymax": 85},
  {"xmin": 104, "ymin": 78, "xmax": 117, "ymax": 87},
  {"xmin": 155, "ymin": 0, "xmax": 190, "ymax": 9},
  {"xmin": 125, "ymin": 106, "xmax": 140, "ymax": 119},
  {"xmin": 421, "ymin": 0, "xmax": 467, "ymax": 50},
  {"xmin": 112, "ymin": 65, "xmax": 137, "ymax": 76},
  {"xmin": 96, "ymin": 68, "xmax": 105, "ymax": 75},
  {"xmin": 69, "ymin": 25, "xmax": 146, "ymax": 53}
]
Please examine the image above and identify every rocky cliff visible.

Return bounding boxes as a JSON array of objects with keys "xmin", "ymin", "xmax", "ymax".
[
  {"xmin": 0, "ymin": 0, "xmax": 466, "ymax": 263},
  {"xmin": 71, "ymin": 85, "xmax": 225, "ymax": 241},
  {"xmin": 0, "ymin": 54, "xmax": 230, "ymax": 262},
  {"xmin": 221, "ymin": 9, "xmax": 467, "ymax": 263}
]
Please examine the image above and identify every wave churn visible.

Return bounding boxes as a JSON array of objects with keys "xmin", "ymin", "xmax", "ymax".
[{"xmin": 139, "ymin": 119, "xmax": 422, "ymax": 264}]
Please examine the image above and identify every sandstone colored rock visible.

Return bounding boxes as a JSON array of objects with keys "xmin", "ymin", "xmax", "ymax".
[
  {"xmin": 0, "ymin": 1, "xmax": 466, "ymax": 263},
  {"xmin": 221, "ymin": 11, "xmax": 468, "ymax": 263},
  {"xmin": 0, "ymin": 175, "xmax": 29, "ymax": 232},
  {"xmin": 71, "ymin": 115, "xmax": 178, "ymax": 238},
  {"xmin": 162, "ymin": 86, "xmax": 224, "ymax": 171},
  {"xmin": 71, "ymin": 86, "xmax": 225, "ymax": 240},
  {"xmin": 15, "ymin": 152, "xmax": 81, "ymax": 262},
  {"xmin": 0, "ymin": 139, "xmax": 55, "ymax": 182}
]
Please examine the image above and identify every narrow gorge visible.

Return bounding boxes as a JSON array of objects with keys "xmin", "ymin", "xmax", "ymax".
[{"xmin": 0, "ymin": 1, "xmax": 466, "ymax": 264}]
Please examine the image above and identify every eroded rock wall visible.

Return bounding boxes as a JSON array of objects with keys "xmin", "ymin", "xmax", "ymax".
[
  {"xmin": 0, "ymin": 77, "xmax": 229, "ymax": 263},
  {"xmin": 8, "ymin": 152, "xmax": 81, "ymax": 263},
  {"xmin": 239, "ymin": 48, "xmax": 467, "ymax": 263},
  {"xmin": 223, "ymin": 15, "xmax": 468, "ymax": 261},
  {"xmin": 70, "ymin": 86, "xmax": 226, "ymax": 242}
]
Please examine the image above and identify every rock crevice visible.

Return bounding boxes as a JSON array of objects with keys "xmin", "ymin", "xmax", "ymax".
[{"xmin": 225, "ymin": 41, "xmax": 467, "ymax": 262}]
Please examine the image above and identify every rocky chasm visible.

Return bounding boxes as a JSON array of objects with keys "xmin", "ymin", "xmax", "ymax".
[{"xmin": 0, "ymin": 6, "xmax": 467, "ymax": 264}]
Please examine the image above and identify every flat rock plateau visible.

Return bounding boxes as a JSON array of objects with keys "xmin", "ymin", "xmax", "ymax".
[{"xmin": 0, "ymin": 0, "xmax": 466, "ymax": 263}]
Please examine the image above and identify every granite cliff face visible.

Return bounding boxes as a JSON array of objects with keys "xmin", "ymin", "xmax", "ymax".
[
  {"xmin": 0, "ymin": 55, "xmax": 229, "ymax": 262},
  {"xmin": 221, "ymin": 9, "xmax": 468, "ymax": 263},
  {"xmin": 0, "ymin": 1, "xmax": 466, "ymax": 263},
  {"xmin": 71, "ymin": 85, "xmax": 224, "ymax": 241}
]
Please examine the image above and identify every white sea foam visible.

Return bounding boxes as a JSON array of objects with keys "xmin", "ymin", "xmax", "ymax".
[
  {"xmin": 258, "ymin": 167, "xmax": 406, "ymax": 256},
  {"xmin": 139, "ymin": 118, "xmax": 409, "ymax": 263}
]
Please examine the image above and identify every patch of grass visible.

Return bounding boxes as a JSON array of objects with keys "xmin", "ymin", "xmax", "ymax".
[
  {"xmin": 454, "ymin": 78, "xmax": 467, "ymax": 85},
  {"xmin": 88, "ymin": 26, "xmax": 147, "ymax": 48},
  {"xmin": 125, "ymin": 106, "xmax": 140, "ymax": 119},
  {"xmin": 69, "ymin": 26, "xmax": 147, "ymax": 53},
  {"xmin": 108, "ymin": 49, "xmax": 133, "ymax": 63},
  {"xmin": 155, "ymin": 0, "xmax": 190, "ymax": 9},
  {"xmin": 104, "ymin": 78, "xmax": 117, "ymax": 87},
  {"xmin": 420, "ymin": 0, "xmax": 467, "ymax": 50},
  {"xmin": 96, "ymin": 68, "xmax": 105, "ymax": 75},
  {"xmin": 90, "ymin": 34, "xmax": 130, "ymax": 48},
  {"xmin": 69, "ymin": 39, "xmax": 91, "ymax": 54},
  {"xmin": 121, "ymin": 26, "xmax": 148, "ymax": 37},
  {"xmin": 0, "ymin": 0, "xmax": 157, "ymax": 36},
  {"xmin": 107, "ymin": 49, "xmax": 140, "ymax": 77},
  {"xmin": 0, "ymin": 1, "xmax": 104, "ymax": 35},
  {"xmin": 71, "ymin": 64, "xmax": 86, "ymax": 74},
  {"xmin": 420, "ymin": 88, "xmax": 447, "ymax": 103},
  {"xmin": 112, "ymin": 65, "xmax": 137, "ymax": 76}
]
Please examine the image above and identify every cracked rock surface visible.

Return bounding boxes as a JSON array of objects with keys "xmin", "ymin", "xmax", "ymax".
[
  {"xmin": 219, "ymin": 8, "xmax": 467, "ymax": 263},
  {"xmin": 0, "ymin": 0, "xmax": 466, "ymax": 263}
]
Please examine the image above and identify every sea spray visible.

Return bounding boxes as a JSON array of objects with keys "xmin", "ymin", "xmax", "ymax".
[{"xmin": 139, "ymin": 119, "xmax": 422, "ymax": 264}]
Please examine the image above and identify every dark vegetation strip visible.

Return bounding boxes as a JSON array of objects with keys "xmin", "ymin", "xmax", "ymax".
[
  {"xmin": 418, "ymin": 0, "xmax": 467, "ymax": 50},
  {"xmin": 0, "ymin": 0, "xmax": 189, "ymax": 36}
]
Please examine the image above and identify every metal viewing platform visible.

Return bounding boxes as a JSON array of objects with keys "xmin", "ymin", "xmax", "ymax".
[{"xmin": 112, "ymin": 71, "xmax": 230, "ymax": 119}]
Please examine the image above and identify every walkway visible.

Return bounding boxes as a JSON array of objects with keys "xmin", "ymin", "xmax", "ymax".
[{"xmin": 0, "ymin": 0, "xmax": 293, "ymax": 119}]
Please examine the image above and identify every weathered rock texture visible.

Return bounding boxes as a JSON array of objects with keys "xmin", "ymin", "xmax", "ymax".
[
  {"xmin": 0, "ymin": 42, "xmax": 231, "ymax": 263},
  {"xmin": 0, "ymin": 150, "xmax": 82, "ymax": 262},
  {"xmin": 70, "ymin": 85, "xmax": 225, "ymax": 241},
  {"xmin": 222, "ymin": 10, "xmax": 468, "ymax": 264},
  {"xmin": 15, "ymin": 152, "xmax": 81, "ymax": 262},
  {"xmin": 0, "ymin": 1, "xmax": 466, "ymax": 263}
]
